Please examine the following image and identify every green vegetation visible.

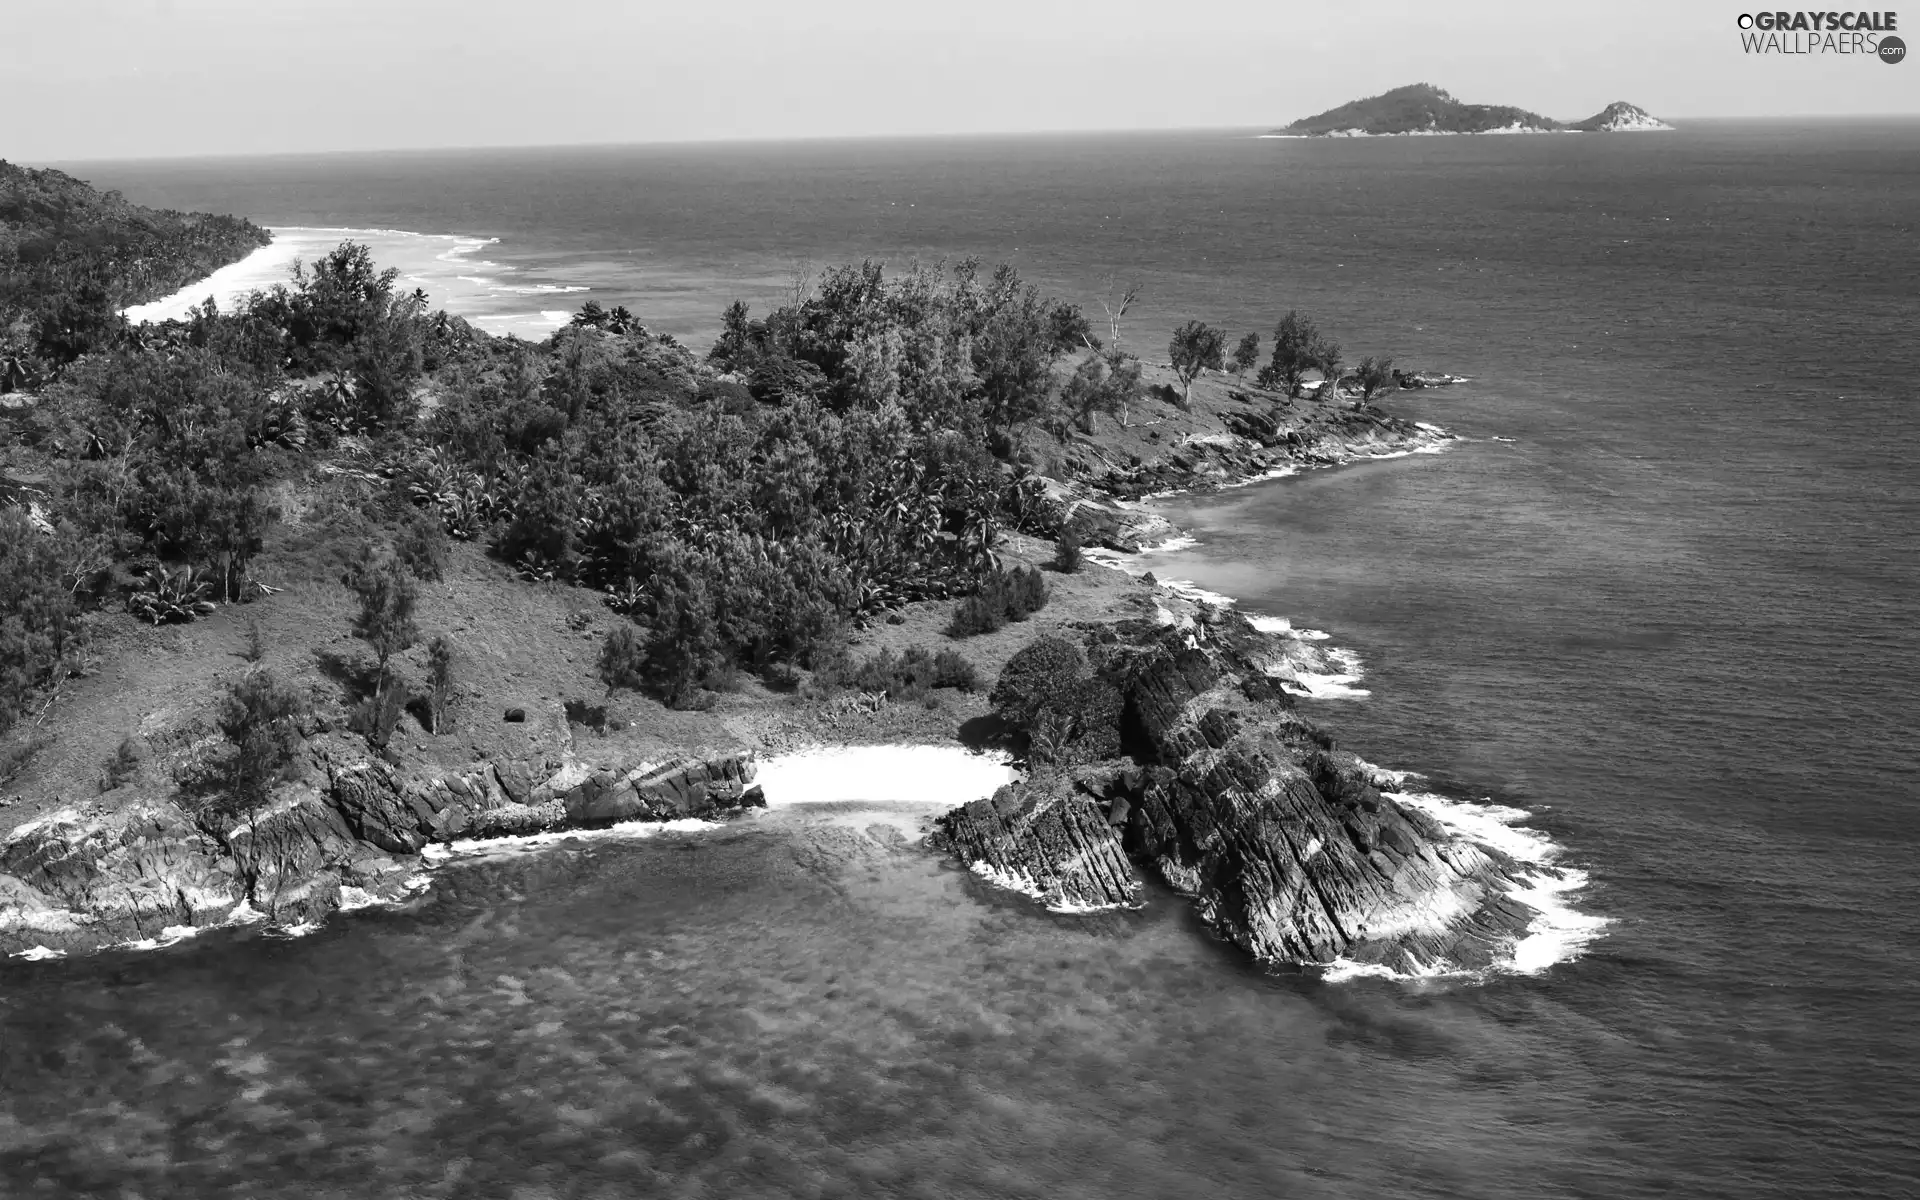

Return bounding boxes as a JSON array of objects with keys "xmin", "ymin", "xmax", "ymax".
[
  {"xmin": 1, "ymin": 163, "xmax": 1421, "ymax": 746},
  {"xmin": 947, "ymin": 562, "xmax": 1049, "ymax": 638},
  {"xmin": 343, "ymin": 545, "xmax": 419, "ymax": 744},
  {"xmin": 1168, "ymin": 320, "xmax": 1225, "ymax": 410},
  {"xmin": 1352, "ymin": 355, "xmax": 1395, "ymax": 406},
  {"xmin": 1273, "ymin": 83, "xmax": 1557, "ymax": 137},
  {"xmin": 809, "ymin": 644, "xmax": 980, "ymax": 702},
  {"xmin": 988, "ymin": 634, "xmax": 1121, "ymax": 766},
  {"xmin": 1260, "ymin": 310, "xmax": 1337, "ymax": 399},
  {"xmin": 1231, "ymin": 331, "xmax": 1260, "ymax": 375},
  {"xmin": 1051, "ymin": 525, "xmax": 1084, "ymax": 574},
  {"xmin": 1, "ymin": 159, "xmax": 269, "ymax": 390},
  {"xmin": 215, "ymin": 667, "xmax": 305, "ymax": 819},
  {"xmin": 424, "ymin": 634, "xmax": 457, "ymax": 734}
]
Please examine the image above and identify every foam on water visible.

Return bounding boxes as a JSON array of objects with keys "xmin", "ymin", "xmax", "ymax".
[
  {"xmin": 967, "ymin": 860, "xmax": 1139, "ymax": 915},
  {"xmin": 121, "ymin": 226, "xmax": 587, "ymax": 338},
  {"xmin": 419, "ymin": 817, "xmax": 725, "ymax": 866},
  {"xmin": 1385, "ymin": 788, "xmax": 1554, "ymax": 865},
  {"xmin": 1311, "ymin": 782, "xmax": 1612, "ymax": 981},
  {"xmin": 1275, "ymin": 647, "xmax": 1371, "ymax": 699},
  {"xmin": 755, "ymin": 745, "xmax": 1018, "ymax": 810},
  {"xmin": 1245, "ymin": 613, "xmax": 1332, "ymax": 641}
]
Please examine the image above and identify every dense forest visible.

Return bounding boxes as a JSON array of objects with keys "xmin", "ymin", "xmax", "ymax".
[
  {"xmin": 1, "ymin": 159, "xmax": 269, "ymax": 392},
  {"xmin": 0, "ymin": 182, "xmax": 1133, "ymax": 732},
  {"xmin": 1, "ymin": 167, "xmax": 1381, "ymax": 759}
]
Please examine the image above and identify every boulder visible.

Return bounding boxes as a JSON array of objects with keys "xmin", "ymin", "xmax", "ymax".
[{"xmin": 935, "ymin": 775, "xmax": 1139, "ymax": 911}]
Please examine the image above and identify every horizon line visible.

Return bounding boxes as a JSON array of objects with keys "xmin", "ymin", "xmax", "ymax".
[{"xmin": 25, "ymin": 112, "xmax": 1920, "ymax": 167}]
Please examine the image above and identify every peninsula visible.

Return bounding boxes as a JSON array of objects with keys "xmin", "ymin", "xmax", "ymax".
[
  {"xmin": 1, "ymin": 164, "xmax": 1557, "ymax": 978},
  {"xmin": 1266, "ymin": 83, "xmax": 1674, "ymax": 137}
]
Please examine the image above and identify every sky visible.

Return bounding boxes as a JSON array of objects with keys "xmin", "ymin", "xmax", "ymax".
[{"xmin": 5, "ymin": 0, "xmax": 1916, "ymax": 161}]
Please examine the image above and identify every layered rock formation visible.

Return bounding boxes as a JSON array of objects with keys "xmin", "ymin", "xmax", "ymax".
[
  {"xmin": 935, "ymin": 616, "xmax": 1537, "ymax": 972},
  {"xmin": 0, "ymin": 741, "xmax": 760, "ymax": 956}
]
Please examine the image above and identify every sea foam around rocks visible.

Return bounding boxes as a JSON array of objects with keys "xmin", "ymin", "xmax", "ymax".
[{"xmin": 1068, "ymin": 465, "xmax": 1608, "ymax": 982}]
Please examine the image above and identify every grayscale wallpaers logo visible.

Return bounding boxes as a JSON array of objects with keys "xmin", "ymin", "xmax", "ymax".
[{"xmin": 1735, "ymin": 10, "xmax": 1904, "ymax": 58}]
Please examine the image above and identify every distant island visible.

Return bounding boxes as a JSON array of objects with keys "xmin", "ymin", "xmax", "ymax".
[{"xmin": 1265, "ymin": 83, "xmax": 1674, "ymax": 138}]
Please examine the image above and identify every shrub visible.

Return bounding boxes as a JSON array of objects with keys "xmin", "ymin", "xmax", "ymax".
[
  {"xmin": 128, "ymin": 566, "xmax": 217, "ymax": 625},
  {"xmin": 947, "ymin": 592, "xmax": 1003, "ymax": 638},
  {"xmin": 990, "ymin": 635, "xmax": 1122, "ymax": 766},
  {"xmin": 947, "ymin": 563, "xmax": 1050, "ymax": 638},
  {"xmin": 99, "ymin": 735, "xmax": 143, "ymax": 793},
  {"xmin": 216, "ymin": 667, "xmax": 306, "ymax": 816},
  {"xmin": 989, "ymin": 635, "xmax": 1086, "ymax": 725},
  {"xmin": 931, "ymin": 647, "xmax": 979, "ymax": 691},
  {"xmin": 1052, "ymin": 527, "xmax": 1084, "ymax": 574},
  {"xmin": 809, "ymin": 644, "xmax": 979, "ymax": 701},
  {"xmin": 396, "ymin": 506, "xmax": 450, "ymax": 582},
  {"xmin": 0, "ymin": 509, "xmax": 86, "ymax": 731},
  {"xmin": 598, "ymin": 622, "xmax": 647, "ymax": 694},
  {"xmin": 342, "ymin": 545, "xmax": 419, "ymax": 722},
  {"xmin": 349, "ymin": 682, "xmax": 408, "ymax": 750}
]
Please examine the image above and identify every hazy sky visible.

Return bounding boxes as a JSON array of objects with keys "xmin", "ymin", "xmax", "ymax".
[{"xmin": 7, "ymin": 0, "xmax": 1916, "ymax": 161}]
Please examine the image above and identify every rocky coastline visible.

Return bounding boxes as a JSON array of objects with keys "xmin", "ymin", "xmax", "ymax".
[
  {"xmin": 0, "ymin": 739, "xmax": 760, "ymax": 957},
  {"xmin": 932, "ymin": 612, "xmax": 1538, "ymax": 972},
  {"xmin": 0, "ymin": 367, "xmax": 1529, "ymax": 975}
]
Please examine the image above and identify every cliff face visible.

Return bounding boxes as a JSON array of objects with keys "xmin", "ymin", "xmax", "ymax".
[
  {"xmin": 935, "ymin": 616, "xmax": 1536, "ymax": 972},
  {"xmin": 0, "ymin": 741, "xmax": 760, "ymax": 956}
]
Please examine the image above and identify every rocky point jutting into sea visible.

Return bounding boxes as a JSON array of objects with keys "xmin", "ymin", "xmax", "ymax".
[{"xmin": 0, "ymin": 362, "xmax": 1564, "ymax": 978}]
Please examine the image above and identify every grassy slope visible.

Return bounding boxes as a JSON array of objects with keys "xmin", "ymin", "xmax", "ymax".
[{"xmin": 0, "ymin": 344, "xmax": 1421, "ymax": 839}]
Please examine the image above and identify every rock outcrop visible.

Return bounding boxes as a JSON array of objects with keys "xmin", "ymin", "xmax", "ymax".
[
  {"xmin": 935, "ymin": 616, "xmax": 1536, "ymax": 972},
  {"xmin": 937, "ymin": 770, "xmax": 1139, "ymax": 911},
  {"xmin": 1088, "ymin": 407, "xmax": 1450, "ymax": 503},
  {"xmin": 0, "ymin": 742, "xmax": 761, "ymax": 956}
]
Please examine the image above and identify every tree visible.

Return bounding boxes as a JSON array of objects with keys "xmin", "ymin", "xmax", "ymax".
[
  {"xmin": 1168, "ymin": 321, "xmax": 1225, "ymax": 410},
  {"xmin": 425, "ymin": 635, "xmax": 457, "ymax": 733},
  {"xmin": 342, "ymin": 546, "xmax": 419, "ymax": 715},
  {"xmin": 1314, "ymin": 337, "xmax": 1344, "ymax": 402},
  {"xmin": 1097, "ymin": 279, "xmax": 1141, "ymax": 352},
  {"xmin": 1046, "ymin": 302, "xmax": 1099, "ymax": 352},
  {"xmin": 1352, "ymin": 356, "xmax": 1395, "ymax": 407},
  {"xmin": 215, "ymin": 667, "xmax": 305, "ymax": 848},
  {"xmin": 1262, "ymin": 311, "xmax": 1322, "ymax": 399},
  {"xmin": 1060, "ymin": 350, "xmax": 1143, "ymax": 432},
  {"xmin": 0, "ymin": 509, "xmax": 85, "ymax": 733},
  {"xmin": 1231, "ymin": 331, "xmax": 1261, "ymax": 375}
]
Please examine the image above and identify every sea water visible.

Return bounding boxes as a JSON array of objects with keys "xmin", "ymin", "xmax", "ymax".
[{"xmin": 11, "ymin": 122, "xmax": 1917, "ymax": 1197}]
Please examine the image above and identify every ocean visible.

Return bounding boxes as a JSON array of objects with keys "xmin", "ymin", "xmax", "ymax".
[{"xmin": 8, "ymin": 122, "xmax": 1918, "ymax": 1198}]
